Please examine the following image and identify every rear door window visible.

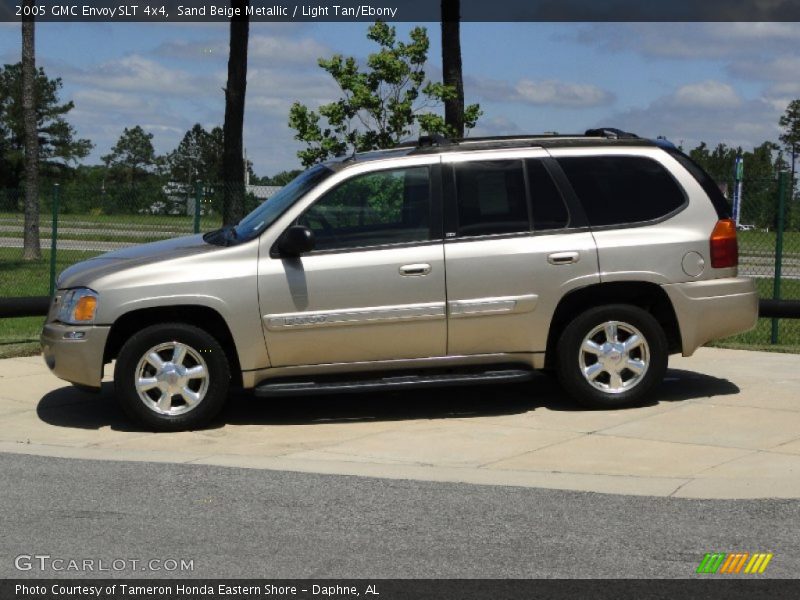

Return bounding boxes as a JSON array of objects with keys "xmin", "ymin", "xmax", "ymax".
[
  {"xmin": 557, "ymin": 156, "xmax": 686, "ymax": 227},
  {"xmin": 454, "ymin": 160, "xmax": 529, "ymax": 237},
  {"xmin": 527, "ymin": 159, "xmax": 569, "ymax": 231}
]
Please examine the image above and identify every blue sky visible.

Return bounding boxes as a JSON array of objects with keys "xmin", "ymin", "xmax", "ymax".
[{"xmin": 0, "ymin": 21, "xmax": 797, "ymax": 176}]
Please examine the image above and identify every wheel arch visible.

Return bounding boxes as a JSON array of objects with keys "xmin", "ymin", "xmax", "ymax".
[
  {"xmin": 544, "ymin": 281, "xmax": 682, "ymax": 370},
  {"xmin": 104, "ymin": 305, "xmax": 243, "ymax": 387}
]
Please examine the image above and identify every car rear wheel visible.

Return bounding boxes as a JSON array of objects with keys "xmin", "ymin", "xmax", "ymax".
[
  {"xmin": 114, "ymin": 323, "xmax": 230, "ymax": 431},
  {"xmin": 556, "ymin": 304, "xmax": 667, "ymax": 409}
]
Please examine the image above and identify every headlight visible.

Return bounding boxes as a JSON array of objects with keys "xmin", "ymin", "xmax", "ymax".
[{"xmin": 57, "ymin": 288, "xmax": 99, "ymax": 325}]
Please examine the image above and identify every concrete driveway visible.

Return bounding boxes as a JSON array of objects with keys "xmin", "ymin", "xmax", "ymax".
[{"xmin": 0, "ymin": 347, "xmax": 798, "ymax": 500}]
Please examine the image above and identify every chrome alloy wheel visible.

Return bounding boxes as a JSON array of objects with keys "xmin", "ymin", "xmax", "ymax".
[
  {"xmin": 134, "ymin": 341, "xmax": 209, "ymax": 416},
  {"xmin": 578, "ymin": 321, "xmax": 650, "ymax": 395}
]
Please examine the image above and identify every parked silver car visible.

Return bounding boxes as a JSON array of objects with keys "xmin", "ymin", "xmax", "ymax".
[{"xmin": 41, "ymin": 130, "xmax": 758, "ymax": 430}]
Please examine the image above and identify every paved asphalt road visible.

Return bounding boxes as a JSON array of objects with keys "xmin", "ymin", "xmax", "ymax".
[{"xmin": 1, "ymin": 453, "xmax": 798, "ymax": 579}]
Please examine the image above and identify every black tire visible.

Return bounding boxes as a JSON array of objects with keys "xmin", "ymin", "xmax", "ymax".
[
  {"xmin": 114, "ymin": 322, "xmax": 230, "ymax": 431},
  {"xmin": 556, "ymin": 304, "xmax": 667, "ymax": 409}
]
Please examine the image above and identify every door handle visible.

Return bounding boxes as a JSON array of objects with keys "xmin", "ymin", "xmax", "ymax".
[
  {"xmin": 399, "ymin": 263, "xmax": 431, "ymax": 276},
  {"xmin": 547, "ymin": 251, "xmax": 580, "ymax": 265}
]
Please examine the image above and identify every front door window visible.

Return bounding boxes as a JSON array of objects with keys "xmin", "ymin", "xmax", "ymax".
[{"xmin": 298, "ymin": 166, "xmax": 431, "ymax": 251}]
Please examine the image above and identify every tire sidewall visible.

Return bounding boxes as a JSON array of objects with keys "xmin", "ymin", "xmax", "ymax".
[
  {"xmin": 114, "ymin": 323, "xmax": 230, "ymax": 431},
  {"xmin": 556, "ymin": 304, "xmax": 668, "ymax": 409}
]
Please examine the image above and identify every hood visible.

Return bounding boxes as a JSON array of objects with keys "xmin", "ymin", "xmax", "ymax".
[{"xmin": 57, "ymin": 234, "xmax": 223, "ymax": 289}]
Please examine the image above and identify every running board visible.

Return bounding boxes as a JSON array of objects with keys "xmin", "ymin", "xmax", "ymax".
[{"xmin": 254, "ymin": 369, "xmax": 534, "ymax": 397}]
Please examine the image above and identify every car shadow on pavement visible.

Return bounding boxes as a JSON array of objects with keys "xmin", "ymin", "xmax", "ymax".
[{"xmin": 35, "ymin": 367, "xmax": 739, "ymax": 432}]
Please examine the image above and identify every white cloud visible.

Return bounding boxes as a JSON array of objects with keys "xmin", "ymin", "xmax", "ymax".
[
  {"xmin": 767, "ymin": 82, "xmax": 800, "ymax": 96},
  {"xmin": 155, "ymin": 34, "xmax": 330, "ymax": 67},
  {"xmin": 469, "ymin": 115, "xmax": 521, "ymax": 138},
  {"xmin": 68, "ymin": 89, "xmax": 192, "ymax": 160},
  {"xmin": 249, "ymin": 35, "xmax": 330, "ymax": 65},
  {"xmin": 72, "ymin": 89, "xmax": 157, "ymax": 112},
  {"xmin": 575, "ymin": 23, "xmax": 800, "ymax": 61},
  {"xmin": 601, "ymin": 85, "xmax": 782, "ymax": 151},
  {"xmin": 71, "ymin": 54, "xmax": 212, "ymax": 96},
  {"xmin": 58, "ymin": 51, "xmax": 337, "ymax": 173},
  {"xmin": 672, "ymin": 81, "xmax": 742, "ymax": 110},
  {"xmin": 247, "ymin": 67, "xmax": 338, "ymax": 110},
  {"xmin": 730, "ymin": 55, "xmax": 800, "ymax": 83},
  {"xmin": 514, "ymin": 79, "xmax": 613, "ymax": 108},
  {"xmin": 467, "ymin": 75, "xmax": 613, "ymax": 108},
  {"xmin": 572, "ymin": 21, "xmax": 800, "ymax": 72},
  {"xmin": 568, "ymin": 22, "xmax": 797, "ymax": 150},
  {"xmin": 153, "ymin": 39, "xmax": 226, "ymax": 60}
]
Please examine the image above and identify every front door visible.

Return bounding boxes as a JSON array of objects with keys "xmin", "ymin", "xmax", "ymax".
[{"xmin": 258, "ymin": 163, "xmax": 447, "ymax": 367}]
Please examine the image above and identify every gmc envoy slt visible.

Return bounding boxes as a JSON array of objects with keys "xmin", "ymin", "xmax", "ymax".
[{"xmin": 41, "ymin": 130, "xmax": 758, "ymax": 430}]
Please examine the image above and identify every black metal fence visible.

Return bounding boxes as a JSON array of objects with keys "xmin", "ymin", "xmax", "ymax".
[{"xmin": 724, "ymin": 172, "xmax": 800, "ymax": 350}]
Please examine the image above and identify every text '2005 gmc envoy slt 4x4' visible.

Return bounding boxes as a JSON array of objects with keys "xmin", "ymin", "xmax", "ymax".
[{"xmin": 41, "ymin": 129, "xmax": 759, "ymax": 431}]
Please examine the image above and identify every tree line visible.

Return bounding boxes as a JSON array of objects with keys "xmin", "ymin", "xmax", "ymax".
[
  {"xmin": 0, "ymin": 77, "xmax": 299, "ymax": 217},
  {"xmin": 0, "ymin": 61, "xmax": 296, "ymax": 192}
]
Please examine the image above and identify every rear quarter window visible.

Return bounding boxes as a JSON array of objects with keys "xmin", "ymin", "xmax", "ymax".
[
  {"xmin": 557, "ymin": 155, "xmax": 687, "ymax": 227},
  {"xmin": 665, "ymin": 148, "xmax": 732, "ymax": 219}
]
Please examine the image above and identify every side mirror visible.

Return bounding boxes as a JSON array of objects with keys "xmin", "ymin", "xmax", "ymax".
[{"xmin": 278, "ymin": 225, "xmax": 315, "ymax": 257}]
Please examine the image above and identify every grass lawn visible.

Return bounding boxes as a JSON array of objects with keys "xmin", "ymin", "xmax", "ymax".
[
  {"xmin": 710, "ymin": 318, "xmax": 800, "ymax": 353},
  {"xmin": 0, "ymin": 249, "xmax": 98, "ymax": 355},
  {"xmin": 738, "ymin": 229, "xmax": 800, "ymax": 257},
  {"xmin": 0, "ymin": 316, "xmax": 45, "ymax": 358},
  {"xmin": 0, "ymin": 248, "xmax": 100, "ymax": 296}
]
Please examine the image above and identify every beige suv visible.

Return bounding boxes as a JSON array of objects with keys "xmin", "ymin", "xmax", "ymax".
[{"xmin": 41, "ymin": 131, "xmax": 758, "ymax": 431}]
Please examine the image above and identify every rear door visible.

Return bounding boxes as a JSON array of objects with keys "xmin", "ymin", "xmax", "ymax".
[{"xmin": 442, "ymin": 149, "xmax": 600, "ymax": 357}]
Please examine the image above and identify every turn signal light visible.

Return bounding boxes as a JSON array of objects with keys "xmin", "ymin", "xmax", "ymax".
[
  {"xmin": 710, "ymin": 219, "xmax": 738, "ymax": 268},
  {"xmin": 73, "ymin": 295, "xmax": 97, "ymax": 322}
]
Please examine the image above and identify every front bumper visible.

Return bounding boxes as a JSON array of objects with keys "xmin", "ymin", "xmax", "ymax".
[
  {"xmin": 662, "ymin": 277, "xmax": 759, "ymax": 356},
  {"xmin": 41, "ymin": 323, "xmax": 111, "ymax": 389}
]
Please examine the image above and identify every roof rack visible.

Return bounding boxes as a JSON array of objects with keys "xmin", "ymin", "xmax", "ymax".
[
  {"xmin": 584, "ymin": 128, "xmax": 640, "ymax": 140},
  {"xmin": 417, "ymin": 134, "xmax": 452, "ymax": 147},
  {"xmin": 453, "ymin": 133, "xmax": 585, "ymax": 144},
  {"xmin": 412, "ymin": 129, "xmax": 640, "ymax": 150},
  {"xmin": 337, "ymin": 129, "xmax": 654, "ymax": 162}
]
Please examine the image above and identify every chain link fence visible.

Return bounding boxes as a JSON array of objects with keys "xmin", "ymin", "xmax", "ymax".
[
  {"xmin": 1, "ymin": 176, "xmax": 799, "ymax": 353},
  {"xmin": 720, "ymin": 172, "xmax": 800, "ymax": 351}
]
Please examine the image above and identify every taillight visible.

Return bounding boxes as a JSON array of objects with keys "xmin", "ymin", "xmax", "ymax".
[{"xmin": 710, "ymin": 219, "xmax": 738, "ymax": 268}]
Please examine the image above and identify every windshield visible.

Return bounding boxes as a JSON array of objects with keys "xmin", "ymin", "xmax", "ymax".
[{"xmin": 233, "ymin": 164, "xmax": 333, "ymax": 241}]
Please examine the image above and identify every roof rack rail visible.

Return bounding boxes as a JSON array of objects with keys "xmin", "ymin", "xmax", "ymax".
[
  {"xmin": 418, "ymin": 134, "xmax": 452, "ymax": 147},
  {"xmin": 585, "ymin": 128, "xmax": 639, "ymax": 140},
  {"xmin": 454, "ymin": 134, "xmax": 579, "ymax": 144}
]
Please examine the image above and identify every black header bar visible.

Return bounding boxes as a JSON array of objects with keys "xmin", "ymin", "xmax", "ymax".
[{"xmin": 2, "ymin": 0, "xmax": 800, "ymax": 23}]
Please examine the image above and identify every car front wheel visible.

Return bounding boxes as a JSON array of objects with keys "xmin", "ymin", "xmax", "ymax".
[
  {"xmin": 556, "ymin": 304, "xmax": 667, "ymax": 409},
  {"xmin": 114, "ymin": 323, "xmax": 230, "ymax": 431}
]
